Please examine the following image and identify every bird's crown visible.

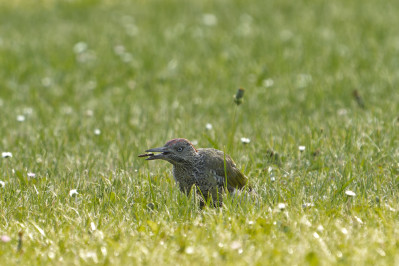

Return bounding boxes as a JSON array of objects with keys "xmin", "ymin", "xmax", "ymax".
[{"xmin": 165, "ymin": 138, "xmax": 197, "ymax": 152}]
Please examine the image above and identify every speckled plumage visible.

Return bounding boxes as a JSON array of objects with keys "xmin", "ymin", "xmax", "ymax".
[{"xmin": 142, "ymin": 138, "xmax": 249, "ymax": 206}]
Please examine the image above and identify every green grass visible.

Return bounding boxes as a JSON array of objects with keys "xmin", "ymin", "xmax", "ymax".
[{"xmin": 1, "ymin": 0, "xmax": 399, "ymax": 264}]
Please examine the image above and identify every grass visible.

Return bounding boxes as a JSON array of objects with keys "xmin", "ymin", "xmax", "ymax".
[{"xmin": 1, "ymin": 0, "xmax": 399, "ymax": 264}]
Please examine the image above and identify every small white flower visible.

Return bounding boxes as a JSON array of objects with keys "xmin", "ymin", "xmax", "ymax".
[
  {"xmin": 73, "ymin": 42, "xmax": 88, "ymax": 54},
  {"xmin": 86, "ymin": 80, "xmax": 97, "ymax": 90},
  {"xmin": 1, "ymin": 235, "xmax": 11, "ymax": 242},
  {"xmin": 270, "ymin": 176, "xmax": 276, "ymax": 182},
  {"xmin": 41, "ymin": 77, "xmax": 52, "ymax": 87},
  {"xmin": 125, "ymin": 24, "xmax": 139, "ymax": 37},
  {"xmin": 191, "ymin": 140, "xmax": 199, "ymax": 145},
  {"xmin": 90, "ymin": 222, "xmax": 96, "ymax": 231},
  {"xmin": 1, "ymin": 152, "xmax": 12, "ymax": 158},
  {"xmin": 277, "ymin": 203, "xmax": 286, "ymax": 210},
  {"xmin": 185, "ymin": 246, "xmax": 194, "ymax": 254},
  {"xmin": 267, "ymin": 166, "xmax": 273, "ymax": 173},
  {"xmin": 121, "ymin": 52, "xmax": 133, "ymax": 63},
  {"xmin": 23, "ymin": 107, "xmax": 33, "ymax": 115},
  {"xmin": 94, "ymin": 129, "xmax": 101, "ymax": 135},
  {"xmin": 62, "ymin": 106, "xmax": 73, "ymax": 115},
  {"xmin": 313, "ymin": 232, "xmax": 320, "ymax": 239},
  {"xmin": 345, "ymin": 190, "xmax": 356, "ymax": 197},
  {"xmin": 337, "ymin": 108, "xmax": 348, "ymax": 116},
  {"xmin": 101, "ymin": 246, "xmax": 107, "ymax": 256},
  {"xmin": 263, "ymin": 79, "xmax": 274, "ymax": 88},
  {"xmin": 205, "ymin": 123, "xmax": 213, "ymax": 130},
  {"xmin": 17, "ymin": 115, "xmax": 25, "ymax": 122},
  {"xmin": 240, "ymin": 137, "xmax": 251, "ymax": 144},
  {"xmin": 202, "ymin": 14, "xmax": 217, "ymax": 26},
  {"xmin": 354, "ymin": 216, "xmax": 363, "ymax": 224},
  {"xmin": 0, "ymin": 180, "xmax": 5, "ymax": 187},
  {"xmin": 298, "ymin": 145, "xmax": 306, "ymax": 152},
  {"xmin": 114, "ymin": 45, "xmax": 125, "ymax": 55},
  {"xmin": 27, "ymin": 172, "xmax": 36, "ymax": 178},
  {"xmin": 69, "ymin": 189, "xmax": 78, "ymax": 197},
  {"xmin": 297, "ymin": 74, "xmax": 312, "ymax": 88},
  {"xmin": 86, "ymin": 110, "xmax": 94, "ymax": 116},
  {"xmin": 302, "ymin": 202, "xmax": 314, "ymax": 208},
  {"xmin": 230, "ymin": 241, "xmax": 241, "ymax": 250},
  {"xmin": 317, "ymin": 225, "xmax": 324, "ymax": 232},
  {"xmin": 341, "ymin": 228, "xmax": 348, "ymax": 235}
]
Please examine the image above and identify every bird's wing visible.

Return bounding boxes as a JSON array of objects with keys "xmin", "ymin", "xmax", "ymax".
[{"xmin": 201, "ymin": 149, "xmax": 248, "ymax": 189}]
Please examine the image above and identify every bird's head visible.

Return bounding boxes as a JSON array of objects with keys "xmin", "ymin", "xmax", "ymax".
[{"xmin": 143, "ymin": 138, "xmax": 198, "ymax": 165}]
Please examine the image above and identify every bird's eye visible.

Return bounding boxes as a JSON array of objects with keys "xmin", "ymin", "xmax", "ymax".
[{"xmin": 177, "ymin": 147, "xmax": 183, "ymax": 152}]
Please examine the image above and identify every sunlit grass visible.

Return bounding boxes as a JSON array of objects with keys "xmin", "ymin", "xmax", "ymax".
[{"xmin": 1, "ymin": 0, "xmax": 399, "ymax": 264}]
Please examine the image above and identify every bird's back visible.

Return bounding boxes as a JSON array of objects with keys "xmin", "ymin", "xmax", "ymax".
[{"xmin": 197, "ymin": 148, "xmax": 248, "ymax": 190}]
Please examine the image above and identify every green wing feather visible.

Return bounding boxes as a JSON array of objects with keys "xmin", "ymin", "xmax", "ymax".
[{"xmin": 200, "ymin": 148, "xmax": 248, "ymax": 189}]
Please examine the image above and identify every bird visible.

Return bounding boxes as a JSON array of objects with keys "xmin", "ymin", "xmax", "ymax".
[{"xmin": 139, "ymin": 138, "xmax": 249, "ymax": 207}]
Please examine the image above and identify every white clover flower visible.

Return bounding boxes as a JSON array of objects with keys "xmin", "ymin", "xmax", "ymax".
[
  {"xmin": 69, "ymin": 189, "xmax": 78, "ymax": 197},
  {"xmin": 278, "ymin": 203, "xmax": 286, "ymax": 210},
  {"xmin": 113, "ymin": 45, "xmax": 125, "ymax": 55},
  {"xmin": 230, "ymin": 241, "xmax": 241, "ymax": 250},
  {"xmin": 17, "ymin": 115, "xmax": 25, "ymax": 122},
  {"xmin": 185, "ymin": 246, "xmax": 194, "ymax": 254},
  {"xmin": 297, "ymin": 74, "xmax": 312, "ymax": 88},
  {"xmin": 73, "ymin": 42, "xmax": 88, "ymax": 54},
  {"xmin": 202, "ymin": 14, "xmax": 217, "ymax": 26},
  {"xmin": 41, "ymin": 77, "xmax": 52, "ymax": 87},
  {"xmin": 1, "ymin": 235, "xmax": 11, "ymax": 242},
  {"xmin": 263, "ymin": 79, "xmax": 274, "ymax": 88},
  {"xmin": 27, "ymin": 172, "xmax": 36, "ymax": 178},
  {"xmin": 345, "ymin": 190, "xmax": 356, "ymax": 197},
  {"xmin": 121, "ymin": 52, "xmax": 133, "ymax": 63},
  {"xmin": 205, "ymin": 123, "xmax": 213, "ymax": 130},
  {"xmin": 94, "ymin": 129, "xmax": 101, "ymax": 135},
  {"xmin": 240, "ymin": 137, "xmax": 251, "ymax": 144},
  {"xmin": 125, "ymin": 24, "xmax": 139, "ymax": 37},
  {"xmin": 337, "ymin": 108, "xmax": 348, "ymax": 116},
  {"xmin": 86, "ymin": 110, "xmax": 94, "ymax": 116},
  {"xmin": 298, "ymin": 145, "xmax": 306, "ymax": 152},
  {"xmin": 302, "ymin": 202, "xmax": 314, "ymax": 208},
  {"xmin": 90, "ymin": 222, "xmax": 96, "ymax": 231},
  {"xmin": 1, "ymin": 152, "xmax": 12, "ymax": 158},
  {"xmin": 267, "ymin": 166, "xmax": 273, "ymax": 173}
]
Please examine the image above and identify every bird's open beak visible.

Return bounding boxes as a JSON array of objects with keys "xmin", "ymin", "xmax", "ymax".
[{"xmin": 143, "ymin": 146, "xmax": 170, "ymax": 160}]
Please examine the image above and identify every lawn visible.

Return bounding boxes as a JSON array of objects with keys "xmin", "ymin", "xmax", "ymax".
[{"xmin": 1, "ymin": 0, "xmax": 399, "ymax": 265}]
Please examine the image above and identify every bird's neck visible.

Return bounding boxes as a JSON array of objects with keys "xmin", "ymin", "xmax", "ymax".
[
  {"xmin": 171, "ymin": 156, "xmax": 199, "ymax": 169},
  {"xmin": 169, "ymin": 153, "xmax": 200, "ymax": 167}
]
